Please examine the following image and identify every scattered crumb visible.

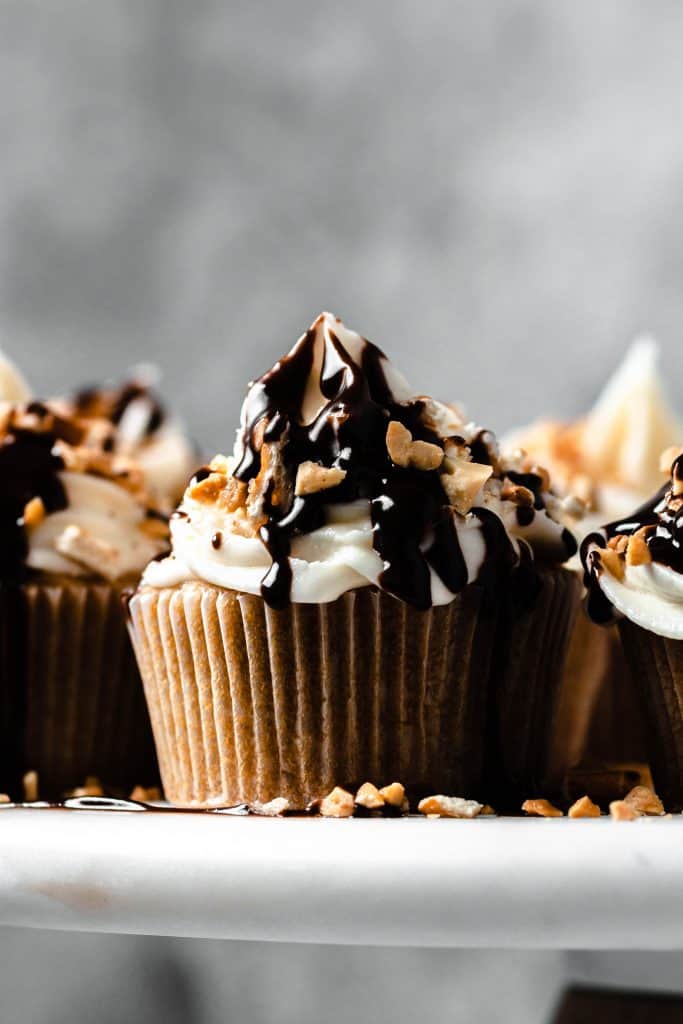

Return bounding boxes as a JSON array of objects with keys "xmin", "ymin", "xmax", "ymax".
[
  {"xmin": 0, "ymin": 794, "xmax": 10, "ymax": 804},
  {"xmin": 130, "ymin": 785, "xmax": 162, "ymax": 803},
  {"xmin": 320, "ymin": 786, "xmax": 355, "ymax": 818},
  {"xmin": 251, "ymin": 797, "xmax": 290, "ymax": 817},
  {"xmin": 418, "ymin": 795, "xmax": 483, "ymax": 819},
  {"xmin": 522, "ymin": 798, "xmax": 563, "ymax": 818},
  {"xmin": 480, "ymin": 805, "xmax": 496, "ymax": 816},
  {"xmin": 624, "ymin": 785, "xmax": 665, "ymax": 816},
  {"xmin": 610, "ymin": 800, "xmax": 638, "ymax": 821},
  {"xmin": 355, "ymin": 782, "xmax": 384, "ymax": 810},
  {"xmin": 67, "ymin": 776, "xmax": 104, "ymax": 798},
  {"xmin": 568, "ymin": 795, "xmax": 601, "ymax": 819},
  {"xmin": 379, "ymin": 782, "xmax": 406, "ymax": 808},
  {"xmin": 22, "ymin": 771, "xmax": 38, "ymax": 802},
  {"xmin": 294, "ymin": 461, "xmax": 346, "ymax": 496}
]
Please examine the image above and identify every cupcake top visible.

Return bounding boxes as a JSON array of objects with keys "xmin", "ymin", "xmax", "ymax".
[
  {"xmin": 505, "ymin": 338, "xmax": 682, "ymax": 529},
  {"xmin": 69, "ymin": 367, "xmax": 196, "ymax": 510},
  {"xmin": 582, "ymin": 447, "xmax": 683, "ymax": 639},
  {"xmin": 0, "ymin": 399, "xmax": 169, "ymax": 584},
  {"xmin": 143, "ymin": 312, "xmax": 576, "ymax": 609}
]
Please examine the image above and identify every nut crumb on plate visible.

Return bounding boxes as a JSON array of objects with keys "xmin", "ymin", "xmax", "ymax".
[
  {"xmin": 22, "ymin": 771, "xmax": 38, "ymax": 802},
  {"xmin": 320, "ymin": 786, "xmax": 355, "ymax": 818},
  {"xmin": 623, "ymin": 785, "xmax": 665, "ymax": 816},
  {"xmin": 379, "ymin": 782, "xmax": 406, "ymax": 808},
  {"xmin": 418, "ymin": 795, "xmax": 483, "ymax": 818},
  {"xmin": 251, "ymin": 797, "xmax": 290, "ymax": 817},
  {"xmin": 568, "ymin": 795, "xmax": 601, "ymax": 818},
  {"xmin": 354, "ymin": 782, "xmax": 384, "ymax": 810},
  {"xmin": 130, "ymin": 785, "xmax": 162, "ymax": 802},
  {"xmin": 522, "ymin": 798, "xmax": 563, "ymax": 818},
  {"xmin": 610, "ymin": 800, "xmax": 638, "ymax": 821}
]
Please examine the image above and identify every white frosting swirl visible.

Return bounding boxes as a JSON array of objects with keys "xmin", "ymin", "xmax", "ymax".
[
  {"xmin": 26, "ymin": 472, "xmax": 166, "ymax": 582},
  {"xmin": 144, "ymin": 313, "xmax": 574, "ymax": 604},
  {"xmin": 595, "ymin": 560, "xmax": 683, "ymax": 640}
]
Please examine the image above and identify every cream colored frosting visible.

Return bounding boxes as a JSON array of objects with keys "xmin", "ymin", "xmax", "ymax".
[
  {"xmin": 596, "ymin": 561, "xmax": 683, "ymax": 640},
  {"xmin": 26, "ymin": 471, "xmax": 166, "ymax": 582},
  {"xmin": 144, "ymin": 313, "xmax": 575, "ymax": 604}
]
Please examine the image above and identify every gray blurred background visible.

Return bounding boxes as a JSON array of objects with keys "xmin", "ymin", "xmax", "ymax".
[{"xmin": 2, "ymin": 1, "xmax": 683, "ymax": 1020}]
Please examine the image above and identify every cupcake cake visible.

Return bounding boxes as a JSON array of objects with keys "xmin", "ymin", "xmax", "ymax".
[
  {"xmin": 0, "ymin": 397, "xmax": 169, "ymax": 799},
  {"xmin": 68, "ymin": 368, "xmax": 196, "ymax": 511},
  {"xmin": 583, "ymin": 448, "xmax": 683, "ymax": 808},
  {"xmin": 129, "ymin": 312, "xmax": 578, "ymax": 809},
  {"xmin": 506, "ymin": 339, "xmax": 682, "ymax": 789}
]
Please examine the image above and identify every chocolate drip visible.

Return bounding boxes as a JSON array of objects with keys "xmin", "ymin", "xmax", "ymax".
[
  {"xmin": 74, "ymin": 380, "xmax": 166, "ymax": 438},
  {"xmin": 0, "ymin": 426, "xmax": 70, "ymax": 582},
  {"xmin": 581, "ymin": 468, "xmax": 683, "ymax": 624},
  {"xmin": 232, "ymin": 320, "xmax": 476, "ymax": 609}
]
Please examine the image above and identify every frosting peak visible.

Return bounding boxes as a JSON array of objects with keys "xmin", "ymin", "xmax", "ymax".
[{"xmin": 144, "ymin": 313, "xmax": 576, "ymax": 608}]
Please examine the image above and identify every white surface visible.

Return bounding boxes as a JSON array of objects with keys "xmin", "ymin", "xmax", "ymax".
[{"xmin": 0, "ymin": 809, "xmax": 682, "ymax": 948}]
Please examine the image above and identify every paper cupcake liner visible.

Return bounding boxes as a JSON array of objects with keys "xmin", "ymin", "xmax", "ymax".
[
  {"xmin": 0, "ymin": 580, "xmax": 158, "ymax": 799},
  {"xmin": 489, "ymin": 567, "xmax": 582, "ymax": 807},
  {"xmin": 617, "ymin": 620, "xmax": 683, "ymax": 810},
  {"xmin": 128, "ymin": 582, "xmax": 500, "ymax": 809}
]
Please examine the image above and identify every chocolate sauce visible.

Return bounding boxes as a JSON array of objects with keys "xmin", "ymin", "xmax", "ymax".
[
  {"xmin": 232, "ymin": 321, "xmax": 475, "ymax": 609},
  {"xmin": 0, "ymin": 424, "xmax": 72, "ymax": 582},
  {"xmin": 581, "ymin": 468, "xmax": 683, "ymax": 624},
  {"xmin": 74, "ymin": 380, "xmax": 166, "ymax": 438},
  {"xmin": 230, "ymin": 318, "xmax": 573, "ymax": 609}
]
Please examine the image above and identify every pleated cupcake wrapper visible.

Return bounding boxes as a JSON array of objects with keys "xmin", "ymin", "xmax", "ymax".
[
  {"xmin": 544, "ymin": 612, "xmax": 611, "ymax": 790},
  {"xmin": 617, "ymin": 620, "xmax": 683, "ymax": 811},
  {"xmin": 128, "ymin": 583, "xmax": 500, "ymax": 809},
  {"xmin": 0, "ymin": 581, "xmax": 158, "ymax": 800},
  {"xmin": 490, "ymin": 568, "xmax": 582, "ymax": 808}
]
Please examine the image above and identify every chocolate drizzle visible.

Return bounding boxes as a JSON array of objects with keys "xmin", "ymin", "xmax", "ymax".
[
  {"xmin": 582, "ymin": 457, "xmax": 683, "ymax": 624},
  {"xmin": 74, "ymin": 379, "xmax": 166, "ymax": 440},
  {"xmin": 0, "ymin": 420, "xmax": 73, "ymax": 582},
  {"xmin": 228, "ymin": 315, "xmax": 574, "ymax": 609}
]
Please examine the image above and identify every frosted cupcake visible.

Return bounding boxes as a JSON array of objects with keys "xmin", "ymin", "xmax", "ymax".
[
  {"xmin": 583, "ymin": 449, "xmax": 683, "ymax": 808},
  {"xmin": 68, "ymin": 368, "xmax": 196, "ymax": 511},
  {"xmin": 0, "ymin": 398, "xmax": 168, "ymax": 798},
  {"xmin": 506, "ymin": 339, "xmax": 682, "ymax": 789},
  {"xmin": 129, "ymin": 313, "xmax": 578, "ymax": 809}
]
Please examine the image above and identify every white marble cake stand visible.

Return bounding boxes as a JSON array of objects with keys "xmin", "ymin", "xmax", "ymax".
[{"xmin": 0, "ymin": 808, "xmax": 681, "ymax": 948}]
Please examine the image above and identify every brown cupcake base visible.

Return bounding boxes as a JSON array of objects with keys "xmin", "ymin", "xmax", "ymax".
[
  {"xmin": 129, "ymin": 582, "xmax": 500, "ymax": 809},
  {"xmin": 0, "ymin": 579, "xmax": 158, "ymax": 800},
  {"xmin": 617, "ymin": 620, "xmax": 683, "ymax": 810}
]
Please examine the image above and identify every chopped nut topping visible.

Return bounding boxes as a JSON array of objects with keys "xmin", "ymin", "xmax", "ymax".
[
  {"xmin": 189, "ymin": 472, "xmax": 227, "ymax": 504},
  {"xmin": 130, "ymin": 785, "xmax": 162, "ymax": 802},
  {"xmin": 418, "ymin": 795, "xmax": 483, "ymax": 818},
  {"xmin": 320, "ymin": 786, "xmax": 355, "ymax": 818},
  {"xmin": 610, "ymin": 800, "xmax": 638, "ymax": 821},
  {"xmin": 379, "ymin": 782, "xmax": 406, "ymax": 808},
  {"xmin": 23, "ymin": 771, "xmax": 38, "ymax": 802},
  {"xmin": 568, "ymin": 795, "xmax": 601, "ymax": 819},
  {"xmin": 386, "ymin": 421, "xmax": 443, "ymax": 471},
  {"xmin": 55, "ymin": 525, "xmax": 120, "ymax": 578},
  {"xmin": 68, "ymin": 776, "xmax": 104, "ymax": 797},
  {"xmin": 355, "ymin": 782, "xmax": 384, "ymax": 810},
  {"xmin": 219, "ymin": 476, "xmax": 248, "ymax": 514},
  {"xmin": 209, "ymin": 454, "xmax": 231, "ymax": 475},
  {"xmin": 607, "ymin": 535, "xmax": 628, "ymax": 553},
  {"xmin": 624, "ymin": 785, "xmax": 665, "ymax": 816},
  {"xmin": 522, "ymin": 798, "xmax": 563, "ymax": 818},
  {"xmin": 626, "ymin": 527, "xmax": 652, "ymax": 567},
  {"xmin": 599, "ymin": 547, "xmax": 625, "ymax": 581},
  {"xmin": 441, "ymin": 461, "xmax": 493, "ymax": 515},
  {"xmin": 251, "ymin": 797, "xmax": 290, "ymax": 817},
  {"xmin": 660, "ymin": 446, "xmax": 683, "ymax": 473},
  {"xmin": 22, "ymin": 496, "xmax": 46, "ymax": 528},
  {"xmin": 500, "ymin": 482, "xmax": 535, "ymax": 507},
  {"xmin": 295, "ymin": 461, "xmax": 347, "ymax": 496}
]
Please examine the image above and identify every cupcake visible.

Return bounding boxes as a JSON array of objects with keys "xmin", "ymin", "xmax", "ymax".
[
  {"xmin": 506, "ymin": 339, "xmax": 682, "ymax": 790},
  {"xmin": 0, "ymin": 397, "xmax": 169, "ymax": 799},
  {"xmin": 583, "ymin": 449, "xmax": 683, "ymax": 809},
  {"xmin": 129, "ymin": 312, "xmax": 578, "ymax": 809},
  {"xmin": 67, "ymin": 367, "xmax": 196, "ymax": 511}
]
